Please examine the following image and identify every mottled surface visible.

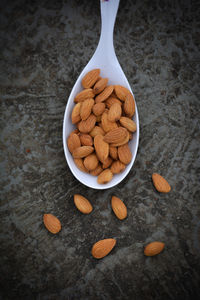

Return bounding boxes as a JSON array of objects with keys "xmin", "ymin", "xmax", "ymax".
[{"xmin": 0, "ymin": 0, "xmax": 200, "ymax": 299}]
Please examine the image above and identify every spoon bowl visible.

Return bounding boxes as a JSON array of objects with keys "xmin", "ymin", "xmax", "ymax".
[{"xmin": 63, "ymin": 0, "xmax": 139, "ymax": 189}]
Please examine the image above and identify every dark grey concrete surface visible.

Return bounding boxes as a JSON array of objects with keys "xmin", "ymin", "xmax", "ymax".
[{"xmin": 0, "ymin": 0, "xmax": 200, "ymax": 299}]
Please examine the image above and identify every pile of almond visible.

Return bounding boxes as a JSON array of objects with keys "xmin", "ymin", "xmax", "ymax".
[{"xmin": 67, "ymin": 68, "xmax": 137, "ymax": 184}]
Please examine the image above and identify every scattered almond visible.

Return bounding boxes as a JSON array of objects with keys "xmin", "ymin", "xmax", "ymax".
[
  {"xmin": 71, "ymin": 102, "xmax": 81, "ymax": 124},
  {"xmin": 111, "ymin": 196, "xmax": 127, "ymax": 220},
  {"xmin": 114, "ymin": 85, "xmax": 133, "ymax": 101},
  {"xmin": 124, "ymin": 93, "xmax": 135, "ymax": 118},
  {"xmin": 110, "ymin": 160, "xmax": 126, "ymax": 174},
  {"xmin": 109, "ymin": 146, "xmax": 118, "ymax": 160},
  {"xmin": 152, "ymin": 173, "xmax": 171, "ymax": 193},
  {"xmin": 79, "ymin": 133, "xmax": 93, "ymax": 146},
  {"xmin": 104, "ymin": 127, "xmax": 128, "ymax": 144},
  {"xmin": 90, "ymin": 164, "xmax": 103, "ymax": 176},
  {"xmin": 93, "ymin": 78, "xmax": 108, "ymax": 94},
  {"xmin": 118, "ymin": 143, "xmax": 132, "ymax": 165},
  {"xmin": 84, "ymin": 153, "xmax": 99, "ymax": 171},
  {"xmin": 119, "ymin": 117, "xmax": 137, "ymax": 132},
  {"xmin": 106, "ymin": 97, "xmax": 122, "ymax": 109},
  {"xmin": 74, "ymin": 88, "xmax": 95, "ymax": 103},
  {"xmin": 90, "ymin": 126, "xmax": 105, "ymax": 137},
  {"xmin": 67, "ymin": 133, "xmax": 81, "ymax": 153},
  {"xmin": 43, "ymin": 214, "xmax": 61, "ymax": 234},
  {"xmin": 80, "ymin": 98, "xmax": 94, "ymax": 120},
  {"xmin": 108, "ymin": 103, "xmax": 122, "ymax": 122},
  {"xmin": 78, "ymin": 114, "xmax": 96, "ymax": 133},
  {"xmin": 94, "ymin": 135, "xmax": 109, "ymax": 163},
  {"xmin": 74, "ymin": 194, "xmax": 93, "ymax": 214},
  {"xmin": 92, "ymin": 102, "xmax": 106, "ymax": 116},
  {"xmin": 97, "ymin": 169, "xmax": 113, "ymax": 184},
  {"xmin": 102, "ymin": 156, "xmax": 113, "ymax": 169},
  {"xmin": 72, "ymin": 146, "xmax": 94, "ymax": 158},
  {"xmin": 74, "ymin": 158, "xmax": 89, "ymax": 173},
  {"xmin": 92, "ymin": 239, "xmax": 116, "ymax": 259},
  {"xmin": 144, "ymin": 242, "xmax": 165, "ymax": 256},
  {"xmin": 81, "ymin": 69, "xmax": 100, "ymax": 88},
  {"xmin": 101, "ymin": 111, "xmax": 118, "ymax": 132},
  {"xmin": 95, "ymin": 85, "xmax": 114, "ymax": 103}
]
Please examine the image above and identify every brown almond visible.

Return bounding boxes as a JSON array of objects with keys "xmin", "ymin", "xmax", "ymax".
[
  {"xmin": 43, "ymin": 214, "xmax": 61, "ymax": 234},
  {"xmin": 104, "ymin": 127, "xmax": 128, "ymax": 144},
  {"xmin": 74, "ymin": 88, "xmax": 95, "ymax": 103},
  {"xmin": 93, "ymin": 78, "xmax": 108, "ymax": 94},
  {"xmin": 74, "ymin": 158, "xmax": 89, "ymax": 173},
  {"xmin": 108, "ymin": 103, "xmax": 122, "ymax": 122},
  {"xmin": 69, "ymin": 128, "xmax": 79, "ymax": 136},
  {"xmin": 72, "ymin": 146, "xmax": 94, "ymax": 158},
  {"xmin": 95, "ymin": 85, "xmax": 114, "ymax": 103},
  {"xmin": 74, "ymin": 194, "xmax": 93, "ymax": 214},
  {"xmin": 78, "ymin": 114, "xmax": 96, "ymax": 133},
  {"xmin": 94, "ymin": 135, "xmax": 109, "ymax": 163},
  {"xmin": 110, "ymin": 131, "xmax": 129, "ymax": 147},
  {"xmin": 101, "ymin": 111, "xmax": 118, "ymax": 132},
  {"xmin": 90, "ymin": 126, "xmax": 105, "ymax": 138},
  {"xmin": 152, "ymin": 173, "xmax": 171, "ymax": 193},
  {"xmin": 144, "ymin": 242, "xmax": 165, "ymax": 256},
  {"xmin": 102, "ymin": 156, "xmax": 113, "ymax": 169},
  {"xmin": 97, "ymin": 169, "xmax": 113, "ymax": 184},
  {"xmin": 81, "ymin": 69, "xmax": 100, "ymax": 88},
  {"xmin": 111, "ymin": 196, "xmax": 127, "ymax": 220},
  {"xmin": 109, "ymin": 146, "xmax": 118, "ymax": 160},
  {"xmin": 123, "ymin": 93, "xmax": 135, "ymax": 118},
  {"xmin": 67, "ymin": 133, "xmax": 81, "ymax": 153},
  {"xmin": 79, "ymin": 134, "xmax": 93, "ymax": 146},
  {"xmin": 118, "ymin": 143, "xmax": 132, "ymax": 165},
  {"xmin": 83, "ymin": 153, "xmax": 99, "ymax": 171},
  {"xmin": 106, "ymin": 97, "xmax": 122, "ymax": 109},
  {"xmin": 110, "ymin": 160, "xmax": 126, "ymax": 174},
  {"xmin": 114, "ymin": 85, "xmax": 133, "ymax": 101},
  {"xmin": 92, "ymin": 102, "xmax": 106, "ymax": 116},
  {"xmin": 90, "ymin": 164, "xmax": 103, "ymax": 176},
  {"xmin": 71, "ymin": 102, "xmax": 81, "ymax": 124},
  {"xmin": 119, "ymin": 117, "xmax": 137, "ymax": 132},
  {"xmin": 91, "ymin": 238, "xmax": 116, "ymax": 259},
  {"xmin": 80, "ymin": 98, "xmax": 95, "ymax": 120}
]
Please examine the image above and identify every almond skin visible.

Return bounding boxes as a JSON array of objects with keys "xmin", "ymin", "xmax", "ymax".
[
  {"xmin": 90, "ymin": 126, "xmax": 105, "ymax": 137},
  {"xmin": 74, "ymin": 194, "xmax": 93, "ymax": 214},
  {"xmin": 144, "ymin": 242, "xmax": 165, "ymax": 256},
  {"xmin": 80, "ymin": 98, "xmax": 95, "ymax": 120},
  {"xmin": 81, "ymin": 69, "xmax": 100, "ymax": 88},
  {"xmin": 101, "ymin": 111, "xmax": 118, "ymax": 132},
  {"xmin": 84, "ymin": 153, "xmax": 99, "ymax": 171},
  {"xmin": 93, "ymin": 78, "xmax": 108, "ymax": 94},
  {"xmin": 114, "ymin": 85, "xmax": 133, "ymax": 101},
  {"xmin": 104, "ymin": 127, "xmax": 128, "ymax": 144},
  {"xmin": 106, "ymin": 97, "xmax": 122, "ymax": 109},
  {"xmin": 118, "ymin": 143, "xmax": 132, "ymax": 165},
  {"xmin": 97, "ymin": 169, "xmax": 113, "ymax": 184},
  {"xmin": 72, "ymin": 146, "xmax": 94, "ymax": 158},
  {"xmin": 74, "ymin": 88, "xmax": 95, "ymax": 103},
  {"xmin": 102, "ymin": 156, "xmax": 113, "ymax": 169},
  {"xmin": 78, "ymin": 114, "xmax": 96, "ymax": 133},
  {"xmin": 108, "ymin": 103, "xmax": 122, "ymax": 122},
  {"xmin": 110, "ymin": 160, "xmax": 126, "ymax": 174},
  {"xmin": 109, "ymin": 146, "xmax": 118, "ymax": 160},
  {"xmin": 94, "ymin": 135, "xmax": 109, "ymax": 163},
  {"xmin": 152, "ymin": 173, "xmax": 171, "ymax": 193},
  {"xmin": 92, "ymin": 238, "xmax": 116, "ymax": 259},
  {"xmin": 43, "ymin": 214, "xmax": 61, "ymax": 234},
  {"xmin": 92, "ymin": 102, "xmax": 106, "ymax": 116},
  {"xmin": 111, "ymin": 196, "xmax": 127, "ymax": 220},
  {"xmin": 90, "ymin": 164, "xmax": 103, "ymax": 176},
  {"xmin": 79, "ymin": 134, "xmax": 93, "ymax": 146},
  {"xmin": 110, "ymin": 131, "xmax": 129, "ymax": 147},
  {"xmin": 67, "ymin": 133, "xmax": 81, "ymax": 153},
  {"xmin": 123, "ymin": 93, "xmax": 135, "ymax": 118},
  {"xmin": 119, "ymin": 117, "xmax": 137, "ymax": 132},
  {"xmin": 71, "ymin": 102, "xmax": 81, "ymax": 124},
  {"xmin": 74, "ymin": 158, "xmax": 89, "ymax": 173},
  {"xmin": 95, "ymin": 85, "xmax": 114, "ymax": 103}
]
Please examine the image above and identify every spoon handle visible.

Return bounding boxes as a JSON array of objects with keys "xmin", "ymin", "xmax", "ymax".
[{"xmin": 94, "ymin": 0, "xmax": 120, "ymax": 63}]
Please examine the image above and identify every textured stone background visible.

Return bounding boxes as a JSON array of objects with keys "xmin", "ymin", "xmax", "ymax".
[{"xmin": 0, "ymin": 0, "xmax": 200, "ymax": 299}]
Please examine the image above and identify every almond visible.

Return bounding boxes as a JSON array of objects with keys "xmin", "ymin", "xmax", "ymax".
[
  {"xmin": 108, "ymin": 103, "xmax": 122, "ymax": 122},
  {"xmin": 102, "ymin": 156, "xmax": 113, "ymax": 169},
  {"xmin": 90, "ymin": 164, "xmax": 103, "ymax": 176},
  {"xmin": 104, "ymin": 127, "xmax": 128, "ymax": 144},
  {"xmin": 93, "ymin": 78, "xmax": 108, "ymax": 94},
  {"xmin": 110, "ymin": 160, "xmax": 126, "ymax": 174},
  {"xmin": 97, "ymin": 169, "xmax": 113, "ymax": 184},
  {"xmin": 152, "ymin": 173, "xmax": 171, "ymax": 193},
  {"xmin": 79, "ymin": 134, "xmax": 93, "ymax": 146},
  {"xmin": 43, "ymin": 214, "xmax": 61, "ymax": 234},
  {"xmin": 144, "ymin": 242, "xmax": 165, "ymax": 256},
  {"xmin": 78, "ymin": 114, "xmax": 96, "ymax": 133},
  {"xmin": 111, "ymin": 196, "xmax": 127, "ymax": 220},
  {"xmin": 110, "ymin": 130, "xmax": 129, "ymax": 147},
  {"xmin": 92, "ymin": 102, "xmax": 106, "ymax": 116},
  {"xmin": 72, "ymin": 146, "xmax": 94, "ymax": 158},
  {"xmin": 67, "ymin": 133, "xmax": 81, "ymax": 153},
  {"xmin": 91, "ymin": 238, "xmax": 116, "ymax": 259},
  {"xmin": 74, "ymin": 194, "xmax": 93, "ymax": 214},
  {"xmin": 84, "ymin": 153, "xmax": 99, "ymax": 171},
  {"xmin": 71, "ymin": 102, "xmax": 81, "ymax": 124},
  {"xmin": 80, "ymin": 98, "xmax": 95, "ymax": 120},
  {"xmin": 94, "ymin": 135, "xmax": 109, "ymax": 163},
  {"xmin": 101, "ymin": 111, "xmax": 118, "ymax": 132},
  {"xmin": 106, "ymin": 97, "xmax": 122, "ymax": 109},
  {"xmin": 81, "ymin": 69, "xmax": 100, "ymax": 88},
  {"xmin": 123, "ymin": 93, "xmax": 135, "ymax": 118},
  {"xmin": 119, "ymin": 117, "xmax": 137, "ymax": 132},
  {"xmin": 95, "ymin": 85, "xmax": 114, "ymax": 103},
  {"xmin": 90, "ymin": 126, "xmax": 105, "ymax": 137},
  {"xmin": 74, "ymin": 88, "xmax": 95, "ymax": 103},
  {"xmin": 118, "ymin": 143, "xmax": 132, "ymax": 165},
  {"xmin": 74, "ymin": 158, "xmax": 89, "ymax": 173},
  {"xmin": 114, "ymin": 85, "xmax": 133, "ymax": 101},
  {"xmin": 109, "ymin": 146, "xmax": 118, "ymax": 160}
]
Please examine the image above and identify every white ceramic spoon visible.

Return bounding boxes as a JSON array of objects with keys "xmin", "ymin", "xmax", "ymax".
[{"xmin": 63, "ymin": 0, "xmax": 139, "ymax": 189}]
